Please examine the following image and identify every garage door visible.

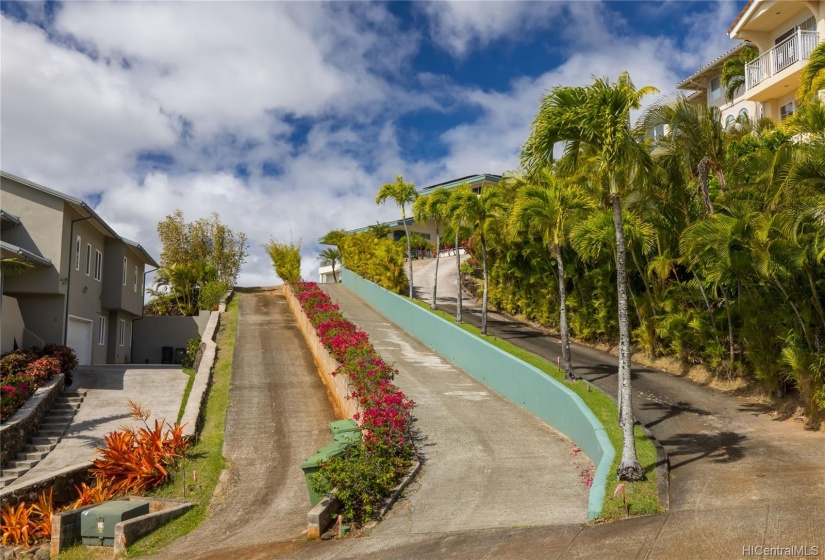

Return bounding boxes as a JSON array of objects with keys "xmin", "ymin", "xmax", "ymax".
[{"xmin": 66, "ymin": 316, "xmax": 93, "ymax": 365}]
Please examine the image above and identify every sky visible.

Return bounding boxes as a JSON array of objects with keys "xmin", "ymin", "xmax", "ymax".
[{"xmin": 0, "ymin": 0, "xmax": 745, "ymax": 286}]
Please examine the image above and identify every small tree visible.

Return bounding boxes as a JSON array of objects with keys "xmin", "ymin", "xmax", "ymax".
[
  {"xmin": 265, "ymin": 238, "xmax": 302, "ymax": 284},
  {"xmin": 376, "ymin": 176, "xmax": 418, "ymax": 298},
  {"xmin": 319, "ymin": 247, "xmax": 342, "ymax": 283}
]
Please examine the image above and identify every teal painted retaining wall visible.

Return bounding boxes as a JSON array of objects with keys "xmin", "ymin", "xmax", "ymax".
[{"xmin": 341, "ymin": 268, "xmax": 615, "ymax": 520}]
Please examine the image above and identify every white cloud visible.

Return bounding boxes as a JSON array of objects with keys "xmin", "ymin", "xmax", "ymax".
[{"xmin": 419, "ymin": 1, "xmax": 564, "ymax": 58}]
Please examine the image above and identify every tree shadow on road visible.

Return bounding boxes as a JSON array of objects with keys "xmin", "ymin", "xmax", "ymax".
[
  {"xmin": 640, "ymin": 401, "xmax": 713, "ymax": 429},
  {"xmin": 660, "ymin": 431, "xmax": 747, "ymax": 470}
]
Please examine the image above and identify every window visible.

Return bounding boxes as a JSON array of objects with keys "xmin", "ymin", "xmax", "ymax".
[
  {"xmin": 118, "ymin": 319, "xmax": 125, "ymax": 346},
  {"xmin": 75, "ymin": 236, "xmax": 81, "ymax": 270},
  {"xmin": 98, "ymin": 316, "xmax": 106, "ymax": 345},
  {"xmin": 646, "ymin": 124, "xmax": 665, "ymax": 140},
  {"xmin": 738, "ymin": 108, "xmax": 749, "ymax": 121},
  {"xmin": 127, "ymin": 321, "xmax": 132, "ymax": 347},
  {"xmin": 134, "ymin": 266, "xmax": 138, "ymax": 292},
  {"xmin": 725, "ymin": 115, "xmax": 735, "ymax": 129},
  {"xmin": 94, "ymin": 250, "xmax": 103, "ymax": 281},
  {"xmin": 123, "ymin": 257, "xmax": 127, "ymax": 285},
  {"xmin": 85, "ymin": 244, "xmax": 91, "ymax": 276},
  {"xmin": 780, "ymin": 101, "xmax": 795, "ymax": 121},
  {"xmin": 709, "ymin": 76, "xmax": 722, "ymax": 102}
]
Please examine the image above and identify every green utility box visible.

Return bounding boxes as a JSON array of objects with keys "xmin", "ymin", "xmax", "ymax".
[
  {"xmin": 81, "ymin": 500, "xmax": 150, "ymax": 546},
  {"xmin": 300, "ymin": 442, "xmax": 351, "ymax": 507},
  {"xmin": 328, "ymin": 419, "xmax": 360, "ymax": 445}
]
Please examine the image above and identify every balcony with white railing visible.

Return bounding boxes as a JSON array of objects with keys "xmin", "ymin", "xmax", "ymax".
[{"xmin": 745, "ymin": 30, "xmax": 820, "ymax": 98}]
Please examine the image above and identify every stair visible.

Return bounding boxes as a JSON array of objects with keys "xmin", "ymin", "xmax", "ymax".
[{"xmin": 0, "ymin": 390, "xmax": 86, "ymax": 489}]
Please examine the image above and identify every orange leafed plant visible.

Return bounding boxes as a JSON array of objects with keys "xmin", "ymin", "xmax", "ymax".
[
  {"xmin": 0, "ymin": 502, "xmax": 33, "ymax": 547},
  {"xmin": 89, "ymin": 400, "xmax": 190, "ymax": 494},
  {"xmin": 72, "ymin": 476, "xmax": 121, "ymax": 509},
  {"xmin": 30, "ymin": 488, "xmax": 55, "ymax": 539}
]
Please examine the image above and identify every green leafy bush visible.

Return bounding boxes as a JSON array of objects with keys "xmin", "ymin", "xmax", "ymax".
[
  {"xmin": 182, "ymin": 338, "xmax": 201, "ymax": 369},
  {"xmin": 264, "ymin": 237, "xmax": 302, "ymax": 284},
  {"xmin": 198, "ymin": 280, "xmax": 228, "ymax": 311}
]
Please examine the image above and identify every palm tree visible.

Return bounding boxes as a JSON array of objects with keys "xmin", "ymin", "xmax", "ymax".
[
  {"xmin": 0, "ymin": 258, "xmax": 34, "ymax": 277},
  {"xmin": 413, "ymin": 188, "xmax": 452, "ymax": 309},
  {"xmin": 376, "ymin": 175, "xmax": 418, "ymax": 298},
  {"xmin": 319, "ymin": 247, "xmax": 342, "ymax": 283},
  {"xmin": 721, "ymin": 45, "xmax": 758, "ymax": 102},
  {"xmin": 798, "ymin": 41, "xmax": 825, "ymax": 106},
  {"xmin": 522, "ymin": 72, "xmax": 657, "ymax": 481},
  {"xmin": 643, "ymin": 95, "xmax": 728, "ymax": 213},
  {"xmin": 447, "ymin": 184, "xmax": 506, "ymax": 335},
  {"xmin": 366, "ymin": 222, "xmax": 392, "ymax": 239},
  {"xmin": 508, "ymin": 168, "xmax": 595, "ymax": 380}
]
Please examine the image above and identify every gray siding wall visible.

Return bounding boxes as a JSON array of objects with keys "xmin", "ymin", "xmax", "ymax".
[
  {"xmin": 131, "ymin": 312, "xmax": 211, "ymax": 364},
  {"xmin": 68, "ymin": 216, "xmax": 107, "ymax": 363},
  {"xmin": 105, "ymin": 310, "xmax": 132, "ymax": 364},
  {"xmin": 15, "ymin": 295, "xmax": 65, "ymax": 345},
  {"xmin": 1, "ymin": 177, "xmax": 64, "ymax": 295}
]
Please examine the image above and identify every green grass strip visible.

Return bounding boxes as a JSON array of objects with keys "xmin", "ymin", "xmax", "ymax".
[
  {"xmin": 176, "ymin": 367, "xmax": 197, "ymax": 425},
  {"xmin": 126, "ymin": 296, "xmax": 239, "ymax": 556},
  {"xmin": 408, "ymin": 299, "xmax": 661, "ymax": 521}
]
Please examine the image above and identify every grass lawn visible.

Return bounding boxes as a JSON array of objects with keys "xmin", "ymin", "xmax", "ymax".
[
  {"xmin": 176, "ymin": 367, "xmax": 197, "ymax": 424},
  {"xmin": 58, "ymin": 297, "xmax": 239, "ymax": 559},
  {"xmin": 409, "ymin": 298, "xmax": 661, "ymax": 521}
]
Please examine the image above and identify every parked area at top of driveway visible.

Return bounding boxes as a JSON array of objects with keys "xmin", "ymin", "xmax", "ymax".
[
  {"xmin": 320, "ymin": 284, "xmax": 590, "ymax": 536},
  {"xmin": 6, "ymin": 365, "xmax": 189, "ymax": 489}
]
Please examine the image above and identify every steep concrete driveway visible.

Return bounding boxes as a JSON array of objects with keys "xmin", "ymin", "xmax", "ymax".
[
  {"xmin": 6, "ymin": 365, "xmax": 188, "ymax": 489},
  {"xmin": 408, "ymin": 255, "xmax": 825, "ymax": 553},
  {"xmin": 320, "ymin": 284, "xmax": 590, "ymax": 536},
  {"xmin": 160, "ymin": 289, "xmax": 335, "ymax": 559}
]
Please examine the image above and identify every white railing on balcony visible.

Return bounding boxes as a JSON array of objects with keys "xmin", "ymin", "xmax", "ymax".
[{"xmin": 745, "ymin": 30, "xmax": 820, "ymax": 90}]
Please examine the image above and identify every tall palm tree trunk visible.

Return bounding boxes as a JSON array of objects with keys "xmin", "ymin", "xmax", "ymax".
[
  {"xmin": 697, "ymin": 157, "xmax": 714, "ymax": 214},
  {"xmin": 720, "ymin": 285, "xmax": 736, "ymax": 363},
  {"xmin": 612, "ymin": 193, "xmax": 644, "ymax": 481},
  {"xmin": 432, "ymin": 228, "xmax": 440, "ymax": 310},
  {"xmin": 804, "ymin": 266, "xmax": 825, "ymax": 333},
  {"xmin": 402, "ymin": 209, "xmax": 413, "ymax": 298},
  {"xmin": 555, "ymin": 243, "xmax": 574, "ymax": 380},
  {"xmin": 481, "ymin": 235, "xmax": 489, "ymax": 335},
  {"xmin": 456, "ymin": 230, "xmax": 463, "ymax": 323}
]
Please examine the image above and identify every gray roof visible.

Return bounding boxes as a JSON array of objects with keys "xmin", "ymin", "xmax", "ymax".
[
  {"xmin": 0, "ymin": 240, "xmax": 52, "ymax": 267},
  {"xmin": 122, "ymin": 237, "xmax": 160, "ymax": 268},
  {"xmin": 0, "ymin": 170, "xmax": 159, "ymax": 266},
  {"xmin": 676, "ymin": 42, "xmax": 752, "ymax": 90}
]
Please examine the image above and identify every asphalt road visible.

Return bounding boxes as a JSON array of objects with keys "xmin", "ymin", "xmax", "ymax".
[{"xmin": 159, "ymin": 289, "xmax": 336, "ymax": 559}]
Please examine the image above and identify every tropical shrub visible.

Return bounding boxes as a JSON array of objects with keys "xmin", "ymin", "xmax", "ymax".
[
  {"xmin": 337, "ymin": 232, "xmax": 408, "ymax": 295},
  {"xmin": 182, "ymin": 337, "xmax": 202, "ymax": 369},
  {"xmin": 264, "ymin": 237, "xmax": 302, "ymax": 284},
  {"xmin": 198, "ymin": 280, "xmax": 228, "ymax": 311},
  {"xmin": 89, "ymin": 400, "xmax": 190, "ymax": 494},
  {"xmin": 293, "ymin": 281, "xmax": 414, "ymax": 524},
  {"xmin": 1, "ymin": 345, "xmax": 77, "ymax": 422}
]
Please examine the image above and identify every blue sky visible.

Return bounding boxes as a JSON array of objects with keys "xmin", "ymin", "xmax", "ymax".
[{"xmin": 0, "ymin": 1, "xmax": 744, "ymax": 285}]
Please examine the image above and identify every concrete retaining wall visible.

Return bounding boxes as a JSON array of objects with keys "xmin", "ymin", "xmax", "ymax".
[
  {"xmin": 113, "ymin": 497, "xmax": 193, "ymax": 556},
  {"xmin": 131, "ymin": 311, "xmax": 211, "ymax": 364},
  {"xmin": 283, "ymin": 284, "xmax": 362, "ymax": 421},
  {"xmin": 1, "ymin": 374, "xmax": 65, "ymax": 467},
  {"xmin": 341, "ymin": 268, "xmax": 614, "ymax": 520},
  {"xmin": 179, "ymin": 292, "xmax": 231, "ymax": 438}
]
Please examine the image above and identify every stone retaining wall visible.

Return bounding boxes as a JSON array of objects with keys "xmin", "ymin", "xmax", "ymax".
[
  {"xmin": 1, "ymin": 462, "xmax": 92, "ymax": 509},
  {"xmin": 283, "ymin": 284, "xmax": 362, "ymax": 421},
  {"xmin": 1, "ymin": 374, "xmax": 65, "ymax": 467}
]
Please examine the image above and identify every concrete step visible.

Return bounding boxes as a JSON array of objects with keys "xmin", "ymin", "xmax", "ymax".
[
  {"xmin": 16, "ymin": 450, "xmax": 49, "ymax": 462},
  {"xmin": 0, "ymin": 466, "xmax": 30, "ymax": 478},
  {"xmin": 31, "ymin": 436, "xmax": 60, "ymax": 446},
  {"xmin": 46, "ymin": 412, "xmax": 75, "ymax": 422},
  {"xmin": 38, "ymin": 428, "xmax": 66, "ymax": 437},
  {"xmin": 5, "ymin": 459, "xmax": 38, "ymax": 470},
  {"xmin": 60, "ymin": 396, "xmax": 84, "ymax": 405},
  {"xmin": 24, "ymin": 443, "xmax": 56, "ymax": 453},
  {"xmin": 40, "ymin": 420, "xmax": 69, "ymax": 429},
  {"xmin": 51, "ymin": 403, "xmax": 78, "ymax": 412}
]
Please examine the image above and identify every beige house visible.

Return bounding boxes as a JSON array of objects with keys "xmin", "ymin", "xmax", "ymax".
[
  {"xmin": 676, "ymin": 42, "xmax": 761, "ymax": 127},
  {"xmin": 0, "ymin": 171, "xmax": 158, "ymax": 364},
  {"xmin": 729, "ymin": 0, "xmax": 825, "ymax": 122}
]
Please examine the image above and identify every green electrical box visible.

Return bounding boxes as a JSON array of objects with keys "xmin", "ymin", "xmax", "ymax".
[
  {"xmin": 328, "ymin": 419, "xmax": 361, "ymax": 445},
  {"xmin": 80, "ymin": 500, "xmax": 150, "ymax": 546}
]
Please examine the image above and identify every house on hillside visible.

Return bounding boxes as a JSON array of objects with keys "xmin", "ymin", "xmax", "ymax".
[
  {"xmin": 729, "ymin": 0, "xmax": 824, "ymax": 122},
  {"xmin": 676, "ymin": 42, "xmax": 761, "ymax": 127},
  {"xmin": 319, "ymin": 174, "xmax": 501, "ymax": 283},
  {"xmin": 0, "ymin": 171, "xmax": 159, "ymax": 364}
]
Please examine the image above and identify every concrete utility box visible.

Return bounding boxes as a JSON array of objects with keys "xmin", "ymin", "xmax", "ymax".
[{"xmin": 80, "ymin": 500, "xmax": 150, "ymax": 546}]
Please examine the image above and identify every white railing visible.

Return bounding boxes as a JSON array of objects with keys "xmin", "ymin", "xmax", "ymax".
[{"xmin": 745, "ymin": 30, "xmax": 819, "ymax": 90}]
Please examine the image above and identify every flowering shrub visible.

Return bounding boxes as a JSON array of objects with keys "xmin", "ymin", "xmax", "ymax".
[
  {"xmin": 1, "ymin": 345, "xmax": 78, "ymax": 423},
  {"xmin": 293, "ymin": 281, "xmax": 415, "ymax": 523}
]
